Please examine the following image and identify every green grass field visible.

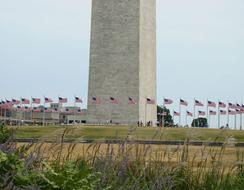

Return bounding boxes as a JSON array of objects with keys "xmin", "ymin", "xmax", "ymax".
[{"xmin": 9, "ymin": 125, "xmax": 244, "ymax": 142}]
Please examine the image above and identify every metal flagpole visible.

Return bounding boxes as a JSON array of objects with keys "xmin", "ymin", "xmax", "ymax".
[
  {"xmin": 234, "ymin": 113, "xmax": 237, "ymax": 130},
  {"xmin": 241, "ymin": 111, "xmax": 243, "ymax": 131},
  {"xmin": 241, "ymin": 102, "xmax": 243, "ymax": 130},
  {"xmin": 185, "ymin": 111, "xmax": 188, "ymax": 126},
  {"xmin": 145, "ymin": 98, "xmax": 147, "ymax": 127},
  {"xmin": 209, "ymin": 114, "xmax": 211, "ymax": 128},
  {"xmin": 206, "ymin": 99, "xmax": 209, "ymax": 128},
  {"xmin": 42, "ymin": 97, "xmax": 46, "ymax": 126},
  {"xmin": 193, "ymin": 98, "xmax": 196, "ymax": 128},
  {"xmin": 30, "ymin": 97, "xmax": 33, "ymax": 123},
  {"xmin": 162, "ymin": 98, "xmax": 165, "ymax": 127},
  {"xmin": 179, "ymin": 98, "xmax": 181, "ymax": 127},
  {"xmin": 74, "ymin": 97, "xmax": 76, "ymax": 125},
  {"xmin": 227, "ymin": 101, "xmax": 229, "ymax": 128},
  {"xmin": 218, "ymin": 100, "xmax": 220, "ymax": 129}
]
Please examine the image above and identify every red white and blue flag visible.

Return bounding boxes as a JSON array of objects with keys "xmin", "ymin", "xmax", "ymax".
[
  {"xmin": 180, "ymin": 99, "xmax": 188, "ymax": 106},
  {"xmin": 75, "ymin": 97, "xmax": 83, "ymax": 103},
  {"xmin": 236, "ymin": 104, "xmax": 241, "ymax": 109},
  {"xmin": 45, "ymin": 97, "xmax": 53, "ymax": 103},
  {"xmin": 128, "ymin": 97, "xmax": 137, "ymax": 104},
  {"xmin": 77, "ymin": 109, "xmax": 84, "ymax": 115},
  {"xmin": 44, "ymin": 108, "xmax": 52, "ymax": 113},
  {"xmin": 195, "ymin": 100, "xmax": 204, "ymax": 107},
  {"xmin": 228, "ymin": 103, "xmax": 236, "ymax": 109},
  {"xmin": 32, "ymin": 98, "xmax": 41, "ymax": 104},
  {"xmin": 208, "ymin": 101, "xmax": 216, "ymax": 108},
  {"xmin": 21, "ymin": 98, "xmax": 30, "ymax": 104},
  {"xmin": 236, "ymin": 109, "xmax": 242, "ymax": 114},
  {"xmin": 187, "ymin": 111, "xmax": 193, "ymax": 117},
  {"xmin": 59, "ymin": 97, "xmax": 68, "ymax": 103},
  {"xmin": 174, "ymin": 111, "xmax": 180, "ymax": 116},
  {"xmin": 220, "ymin": 110, "xmax": 227, "ymax": 115},
  {"xmin": 198, "ymin": 111, "xmax": 205, "ymax": 116},
  {"xmin": 164, "ymin": 98, "xmax": 173, "ymax": 105},
  {"xmin": 147, "ymin": 98, "xmax": 155, "ymax": 105},
  {"xmin": 12, "ymin": 99, "xmax": 20, "ymax": 105},
  {"xmin": 91, "ymin": 96, "xmax": 101, "ymax": 104},
  {"xmin": 228, "ymin": 110, "xmax": 236, "ymax": 115},
  {"xmin": 209, "ymin": 110, "xmax": 217, "ymax": 115},
  {"xmin": 218, "ymin": 101, "xmax": 226, "ymax": 108},
  {"xmin": 110, "ymin": 97, "xmax": 119, "ymax": 104},
  {"xmin": 33, "ymin": 107, "xmax": 41, "ymax": 112}
]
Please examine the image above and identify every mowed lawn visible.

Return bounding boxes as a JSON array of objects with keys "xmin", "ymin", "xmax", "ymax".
[{"xmin": 8, "ymin": 125, "xmax": 244, "ymax": 142}]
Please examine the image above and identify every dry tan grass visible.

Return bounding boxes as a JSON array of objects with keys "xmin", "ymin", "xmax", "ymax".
[{"xmin": 17, "ymin": 142, "xmax": 244, "ymax": 169}]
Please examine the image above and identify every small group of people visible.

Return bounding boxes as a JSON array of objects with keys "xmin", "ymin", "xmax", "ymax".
[{"xmin": 137, "ymin": 121, "xmax": 153, "ymax": 127}]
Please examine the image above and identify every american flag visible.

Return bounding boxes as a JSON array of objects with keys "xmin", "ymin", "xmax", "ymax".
[
  {"xmin": 77, "ymin": 109, "xmax": 84, "ymax": 115},
  {"xmin": 236, "ymin": 104, "xmax": 241, "ymax": 109},
  {"xmin": 128, "ymin": 97, "xmax": 137, "ymax": 104},
  {"xmin": 110, "ymin": 97, "xmax": 119, "ymax": 104},
  {"xmin": 220, "ymin": 110, "xmax": 227, "ymax": 115},
  {"xmin": 45, "ymin": 97, "xmax": 53, "ymax": 103},
  {"xmin": 59, "ymin": 97, "xmax": 68, "ymax": 103},
  {"xmin": 12, "ymin": 99, "xmax": 20, "ymax": 105},
  {"xmin": 21, "ymin": 98, "xmax": 30, "ymax": 104},
  {"xmin": 33, "ymin": 107, "xmax": 41, "ymax": 112},
  {"xmin": 164, "ymin": 98, "xmax": 173, "ymax": 105},
  {"xmin": 236, "ymin": 109, "xmax": 242, "ymax": 114},
  {"xmin": 24, "ymin": 106, "xmax": 30, "ymax": 112},
  {"xmin": 6, "ymin": 100, "xmax": 13, "ymax": 106},
  {"xmin": 228, "ymin": 110, "xmax": 236, "ymax": 115},
  {"xmin": 32, "ymin": 98, "xmax": 41, "ymax": 104},
  {"xmin": 198, "ymin": 111, "xmax": 205, "ymax": 116},
  {"xmin": 44, "ymin": 108, "xmax": 52, "ymax": 113},
  {"xmin": 218, "ymin": 101, "xmax": 226, "ymax": 108},
  {"xmin": 65, "ymin": 108, "xmax": 74, "ymax": 113},
  {"xmin": 146, "ymin": 98, "xmax": 155, "ymax": 105},
  {"xmin": 228, "ymin": 103, "xmax": 236, "ymax": 109},
  {"xmin": 187, "ymin": 111, "xmax": 193, "ymax": 117},
  {"xmin": 208, "ymin": 101, "xmax": 216, "ymax": 108},
  {"xmin": 75, "ymin": 97, "xmax": 83, "ymax": 103},
  {"xmin": 180, "ymin": 99, "xmax": 188, "ymax": 106},
  {"xmin": 91, "ymin": 96, "xmax": 101, "ymax": 104},
  {"xmin": 209, "ymin": 110, "xmax": 217, "ymax": 115},
  {"xmin": 195, "ymin": 100, "xmax": 204, "ymax": 107},
  {"xmin": 174, "ymin": 111, "xmax": 180, "ymax": 116}
]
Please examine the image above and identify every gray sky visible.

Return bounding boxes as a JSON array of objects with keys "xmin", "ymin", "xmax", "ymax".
[{"xmin": 0, "ymin": 0, "xmax": 244, "ymax": 127}]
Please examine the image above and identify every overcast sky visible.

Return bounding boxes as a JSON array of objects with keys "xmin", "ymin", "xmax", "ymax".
[{"xmin": 0, "ymin": 0, "xmax": 243, "ymax": 127}]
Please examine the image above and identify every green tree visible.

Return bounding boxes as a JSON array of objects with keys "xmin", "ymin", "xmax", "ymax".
[{"xmin": 157, "ymin": 106, "xmax": 173, "ymax": 126}]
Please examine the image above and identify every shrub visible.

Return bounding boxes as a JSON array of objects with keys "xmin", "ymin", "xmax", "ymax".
[{"xmin": 0, "ymin": 124, "xmax": 11, "ymax": 144}]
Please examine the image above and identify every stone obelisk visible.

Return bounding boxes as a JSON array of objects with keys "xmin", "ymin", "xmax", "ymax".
[{"xmin": 87, "ymin": 0, "xmax": 157, "ymax": 125}]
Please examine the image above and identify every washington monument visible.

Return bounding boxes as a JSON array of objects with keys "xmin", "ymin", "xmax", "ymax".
[{"xmin": 87, "ymin": 0, "xmax": 157, "ymax": 125}]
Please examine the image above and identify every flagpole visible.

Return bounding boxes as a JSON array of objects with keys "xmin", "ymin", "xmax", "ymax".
[
  {"xmin": 74, "ymin": 97, "xmax": 76, "ymax": 125},
  {"xmin": 206, "ymin": 99, "xmax": 209, "ymax": 128},
  {"xmin": 218, "ymin": 100, "xmax": 220, "ymax": 129},
  {"xmin": 162, "ymin": 97, "xmax": 165, "ymax": 127},
  {"xmin": 193, "ymin": 98, "xmax": 196, "ymax": 128},
  {"xmin": 234, "ymin": 113, "xmax": 237, "ymax": 130},
  {"xmin": 209, "ymin": 114, "xmax": 211, "ymax": 128},
  {"xmin": 227, "ymin": 101, "xmax": 229, "ymax": 128},
  {"xmin": 31, "ymin": 97, "xmax": 33, "ymax": 123},
  {"xmin": 241, "ymin": 102, "xmax": 243, "ymax": 130},
  {"xmin": 42, "ymin": 96, "xmax": 46, "ymax": 126},
  {"xmin": 179, "ymin": 98, "xmax": 181, "ymax": 127},
  {"xmin": 186, "ymin": 111, "xmax": 188, "ymax": 126},
  {"xmin": 145, "ymin": 97, "xmax": 147, "ymax": 127}
]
